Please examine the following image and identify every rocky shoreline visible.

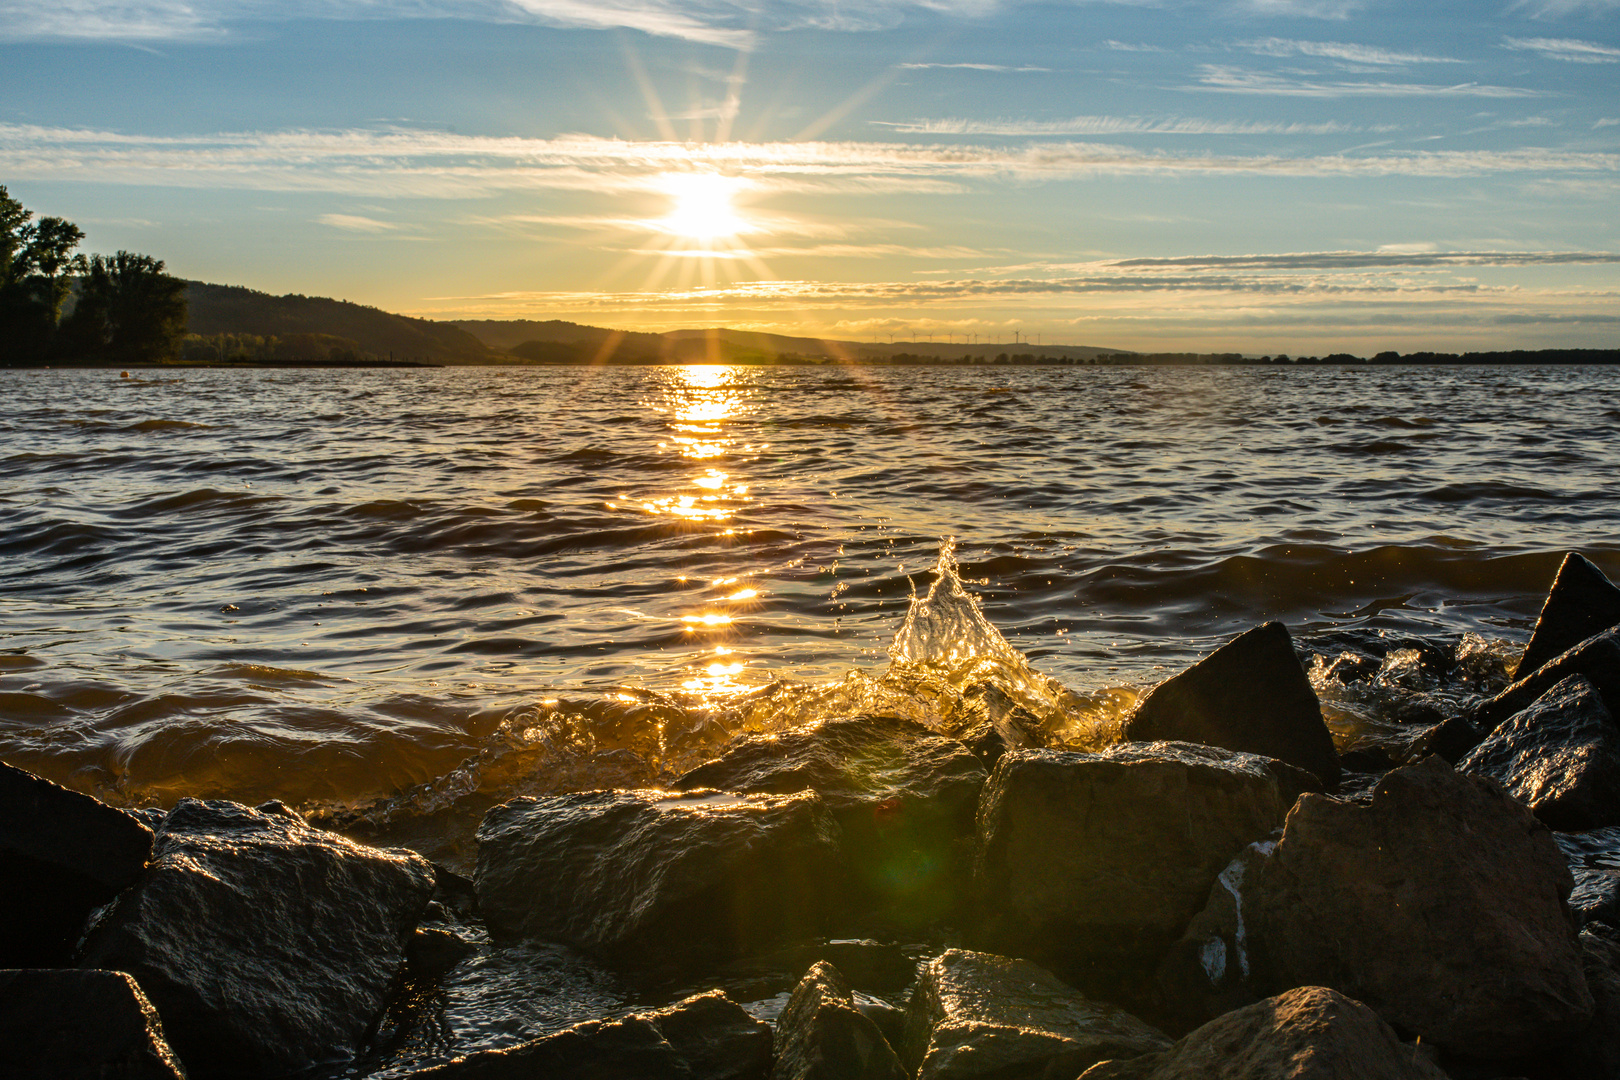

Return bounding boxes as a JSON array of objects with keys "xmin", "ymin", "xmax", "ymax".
[{"xmin": 8, "ymin": 552, "xmax": 1620, "ymax": 1079}]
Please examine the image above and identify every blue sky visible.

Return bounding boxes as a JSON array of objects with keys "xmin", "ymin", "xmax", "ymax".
[{"xmin": 2, "ymin": 0, "xmax": 1617, "ymax": 352}]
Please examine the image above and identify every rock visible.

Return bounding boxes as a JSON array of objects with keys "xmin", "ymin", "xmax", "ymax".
[
  {"xmin": 475, "ymin": 789, "xmax": 844, "ymax": 968},
  {"xmin": 1459, "ymin": 675, "xmax": 1620, "ymax": 831},
  {"xmin": 972, "ymin": 743, "xmax": 1286, "ymax": 996},
  {"xmin": 1122, "ymin": 623, "xmax": 1340, "ymax": 789},
  {"xmin": 1408, "ymin": 714, "xmax": 1483, "ymax": 765},
  {"xmin": 1516, "ymin": 552, "xmax": 1620, "ymax": 680},
  {"xmin": 0, "ymin": 760, "xmax": 153, "ymax": 966},
  {"xmin": 901, "ymin": 949, "xmax": 1171, "ymax": 1080},
  {"xmin": 79, "ymin": 798, "xmax": 435, "ymax": 1079},
  {"xmin": 1562, "ymin": 925, "xmax": 1620, "ymax": 1078},
  {"xmin": 771, "ymin": 961, "xmax": 904, "ymax": 1080},
  {"xmin": 408, "ymin": 926, "xmax": 478, "ymax": 978},
  {"xmin": 1075, "ymin": 986, "xmax": 1447, "ymax": 1080},
  {"xmin": 1243, "ymin": 757, "xmax": 1592, "ymax": 1063},
  {"xmin": 0, "ymin": 968, "xmax": 187, "ymax": 1080},
  {"xmin": 1473, "ymin": 626, "xmax": 1620, "ymax": 732},
  {"xmin": 1555, "ymin": 826, "xmax": 1620, "ymax": 928},
  {"xmin": 407, "ymin": 990, "xmax": 772, "ymax": 1079},
  {"xmin": 674, "ymin": 716, "xmax": 985, "ymax": 924}
]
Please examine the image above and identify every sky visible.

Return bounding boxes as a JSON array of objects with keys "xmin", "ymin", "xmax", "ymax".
[{"xmin": 1, "ymin": 0, "xmax": 1617, "ymax": 353}]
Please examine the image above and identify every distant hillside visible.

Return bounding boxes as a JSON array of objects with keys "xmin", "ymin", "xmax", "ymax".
[
  {"xmin": 187, "ymin": 283, "xmax": 496, "ymax": 365},
  {"xmin": 450, "ymin": 319, "xmax": 1127, "ymax": 363}
]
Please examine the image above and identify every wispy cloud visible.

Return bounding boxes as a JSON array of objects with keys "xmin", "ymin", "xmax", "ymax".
[
  {"xmin": 1194, "ymin": 65, "xmax": 1542, "ymax": 97},
  {"xmin": 1236, "ymin": 38, "xmax": 1461, "ymax": 65},
  {"xmin": 1106, "ymin": 250, "xmax": 1620, "ymax": 270},
  {"xmin": 4, "ymin": 124, "xmax": 1615, "ymax": 201},
  {"xmin": 1502, "ymin": 36, "xmax": 1620, "ymax": 63},
  {"xmin": 317, "ymin": 212, "xmax": 400, "ymax": 232},
  {"xmin": 873, "ymin": 114, "xmax": 1381, "ymax": 135},
  {"xmin": 1235, "ymin": 0, "xmax": 1365, "ymax": 19},
  {"xmin": 1509, "ymin": 0, "xmax": 1620, "ymax": 17}
]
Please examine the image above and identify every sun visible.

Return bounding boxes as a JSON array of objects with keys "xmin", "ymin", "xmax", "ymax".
[{"xmin": 657, "ymin": 173, "xmax": 751, "ymax": 241}]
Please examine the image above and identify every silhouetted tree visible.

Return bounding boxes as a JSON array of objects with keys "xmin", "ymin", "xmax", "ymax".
[
  {"xmin": 0, "ymin": 186, "xmax": 86, "ymax": 364},
  {"xmin": 60, "ymin": 251, "xmax": 188, "ymax": 364}
]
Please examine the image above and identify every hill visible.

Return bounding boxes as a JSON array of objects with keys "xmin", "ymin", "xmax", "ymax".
[{"xmin": 186, "ymin": 283, "xmax": 496, "ymax": 365}]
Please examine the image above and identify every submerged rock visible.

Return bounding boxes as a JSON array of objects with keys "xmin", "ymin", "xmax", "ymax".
[
  {"xmin": 1122, "ymin": 623, "xmax": 1341, "ymax": 789},
  {"xmin": 1459, "ymin": 675, "xmax": 1620, "ymax": 831},
  {"xmin": 674, "ymin": 715, "xmax": 985, "ymax": 923},
  {"xmin": 972, "ymin": 743, "xmax": 1285, "ymax": 996},
  {"xmin": 1516, "ymin": 552, "xmax": 1620, "ymax": 680},
  {"xmin": 1243, "ymin": 757, "xmax": 1592, "ymax": 1063},
  {"xmin": 0, "ymin": 760, "xmax": 153, "ymax": 967},
  {"xmin": 407, "ymin": 990, "xmax": 772, "ymax": 1080},
  {"xmin": 1556, "ymin": 826, "xmax": 1620, "ymax": 928},
  {"xmin": 475, "ymin": 788, "xmax": 844, "ymax": 968},
  {"xmin": 0, "ymin": 968, "xmax": 187, "ymax": 1080},
  {"xmin": 1473, "ymin": 626, "xmax": 1620, "ymax": 732},
  {"xmin": 79, "ymin": 798, "xmax": 435, "ymax": 1079},
  {"xmin": 901, "ymin": 949, "xmax": 1171, "ymax": 1080},
  {"xmin": 771, "ymin": 961, "xmax": 904, "ymax": 1080},
  {"xmin": 1075, "ymin": 986, "xmax": 1447, "ymax": 1080}
]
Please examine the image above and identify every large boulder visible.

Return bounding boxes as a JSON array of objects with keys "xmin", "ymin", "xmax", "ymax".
[
  {"xmin": 1121, "ymin": 623, "xmax": 1340, "ymax": 789},
  {"xmin": 0, "ymin": 760, "xmax": 153, "ymax": 966},
  {"xmin": 0, "ymin": 968, "xmax": 187, "ymax": 1080},
  {"xmin": 407, "ymin": 990, "xmax": 772, "ymax": 1080},
  {"xmin": 1241, "ymin": 757, "xmax": 1592, "ymax": 1063},
  {"xmin": 771, "ymin": 961, "xmax": 904, "ymax": 1080},
  {"xmin": 901, "ymin": 949, "xmax": 1171, "ymax": 1080},
  {"xmin": 475, "ymin": 789, "xmax": 844, "ymax": 968},
  {"xmin": 1473, "ymin": 626, "xmax": 1620, "ymax": 732},
  {"xmin": 79, "ymin": 798, "xmax": 435, "ymax": 1079},
  {"xmin": 1075, "ymin": 986, "xmax": 1447, "ymax": 1080},
  {"xmin": 1459, "ymin": 675, "xmax": 1620, "ymax": 831},
  {"xmin": 972, "ymin": 743, "xmax": 1286, "ymax": 995},
  {"xmin": 674, "ymin": 715, "xmax": 986, "ymax": 923},
  {"xmin": 1516, "ymin": 552, "xmax": 1620, "ymax": 680}
]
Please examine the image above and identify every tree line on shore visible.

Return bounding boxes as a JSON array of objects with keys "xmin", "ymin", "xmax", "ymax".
[{"xmin": 0, "ymin": 187, "xmax": 187, "ymax": 367}]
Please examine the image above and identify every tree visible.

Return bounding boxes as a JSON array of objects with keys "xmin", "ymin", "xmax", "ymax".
[
  {"xmin": 60, "ymin": 251, "xmax": 189, "ymax": 364},
  {"xmin": 0, "ymin": 186, "xmax": 88, "ymax": 364}
]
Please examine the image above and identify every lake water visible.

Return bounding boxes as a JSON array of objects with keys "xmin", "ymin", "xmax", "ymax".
[{"xmin": 3, "ymin": 363, "xmax": 1617, "ymax": 868}]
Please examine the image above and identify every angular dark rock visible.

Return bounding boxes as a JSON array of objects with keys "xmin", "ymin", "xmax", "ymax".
[
  {"xmin": 407, "ymin": 990, "xmax": 772, "ymax": 1080},
  {"xmin": 0, "ymin": 760, "xmax": 153, "ymax": 966},
  {"xmin": 0, "ymin": 967, "xmax": 187, "ymax": 1080},
  {"xmin": 1555, "ymin": 826, "xmax": 1620, "ymax": 928},
  {"xmin": 408, "ymin": 926, "xmax": 478, "ymax": 978},
  {"xmin": 475, "ymin": 788, "xmax": 844, "ymax": 967},
  {"xmin": 771, "ymin": 961, "xmax": 904, "ymax": 1080},
  {"xmin": 1562, "ymin": 925, "xmax": 1620, "ymax": 1078},
  {"xmin": 1121, "ymin": 623, "xmax": 1340, "ymax": 789},
  {"xmin": 1516, "ymin": 552, "xmax": 1620, "ymax": 680},
  {"xmin": 972, "ymin": 743, "xmax": 1286, "ymax": 995},
  {"xmin": 1408, "ymin": 714, "xmax": 1484, "ymax": 765},
  {"xmin": 901, "ymin": 949, "xmax": 1171, "ymax": 1080},
  {"xmin": 79, "ymin": 798, "xmax": 435, "ymax": 1080},
  {"xmin": 1243, "ymin": 757, "xmax": 1592, "ymax": 1062},
  {"xmin": 1473, "ymin": 626, "xmax": 1620, "ymax": 732},
  {"xmin": 1075, "ymin": 986, "xmax": 1447, "ymax": 1080},
  {"xmin": 1459, "ymin": 675, "xmax": 1620, "ymax": 831},
  {"xmin": 674, "ymin": 716, "xmax": 985, "ymax": 923}
]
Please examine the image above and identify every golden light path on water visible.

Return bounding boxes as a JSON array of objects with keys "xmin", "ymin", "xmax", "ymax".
[{"xmin": 643, "ymin": 364, "xmax": 766, "ymax": 701}]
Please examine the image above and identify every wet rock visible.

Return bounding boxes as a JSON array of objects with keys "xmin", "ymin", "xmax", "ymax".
[
  {"xmin": 0, "ymin": 760, "xmax": 153, "ymax": 966},
  {"xmin": 1516, "ymin": 552, "xmax": 1620, "ymax": 680},
  {"xmin": 0, "ymin": 968, "xmax": 187, "ymax": 1080},
  {"xmin": 901, "ymin": 949, "xmax": 1171, "ymax": 1080},
  {"xmin": 1562, "ymin": 925, "xmax": 1620, "ymax": 1078},
  {"xmin": 1122, "ymin": 623, "xmax": 1340, "ymax": 789},
  {"xmin": 1473, "ymin": 626, "xmax": 1620, "ymax": 732},
  {"xmin": 408, "ymin": 926, "xmax": 478, "ymax": 978},
  {"xmin": 79, "ymin": 798, "xmax": 436, "ymax": 1079},
  {"xmin": 1555, "ymin": 826, "xmax": 1620, "ymax": 928},
  {"xmin": 972, "ymin": 743, "xmax": 1285, "ymax": 995},
  {"xmin": 1243, "ymin": 757, "xmax": 1592, "ymax": 1063},
  {"xmin": 1407, "ymin": 714, "xmax": 1483, "ymax": 765},
  {"xmin": 408, "ymin": 990, "xmax": 772, "ymax": 1080},
  {"xmin": 771, "ymin": 961, "xmax": 904, "ymax": 1080},
  {"xmin": 475, "ymin": 789, "xmax": 844, "ymax": 968},
  {"xmin": 1459, "ymin": 675, "xmax": 1620, "ymax": 831},
  {"xmin": 674, "ymin": 716, "xmax": 985, "ymax": 923},
  {"xmin": 1074, "ymin": 986, "xmax": 1447, "ymax": 1080}
]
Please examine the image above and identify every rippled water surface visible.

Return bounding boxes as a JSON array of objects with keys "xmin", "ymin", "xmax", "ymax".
[{"xmin": 3, "ymin": 364, "xmax": 1618, "ymax": 844}]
